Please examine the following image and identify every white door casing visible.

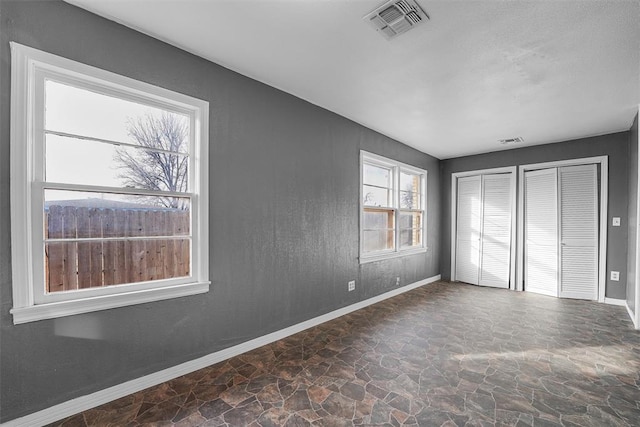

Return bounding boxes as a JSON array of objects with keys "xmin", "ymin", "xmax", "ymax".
[
  {"xmin": 452, "ymin": 167, "xmax": 516, "ymax": 289},
  {"xmin": 517, "ymin": 157, "xmax": 608, "ymax": 302},
  {"xmin": 521, "ymin": 161, "xmax": 602, "ymax": 301}
]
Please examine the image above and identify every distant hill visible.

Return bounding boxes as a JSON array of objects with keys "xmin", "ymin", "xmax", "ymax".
[{"xmin": 44, "ymin": 198, "xmax": 181, "ymax": 211}]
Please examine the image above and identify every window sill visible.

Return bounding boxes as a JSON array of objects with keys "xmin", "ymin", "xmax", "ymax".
[
  {"xmin": 359, "ymin": 247, "xmax": 428, "ymax": 264},
  {"xmin": 10, "ymin": 281, "xmax": 210, "ymax": 325}
]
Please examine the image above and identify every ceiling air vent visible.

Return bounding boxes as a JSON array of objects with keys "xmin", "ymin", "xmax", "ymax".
[
  {"xmin": 364, "ymin": 0, "xmax": 429, "ymax": 40},
  {"xmin": 499, "ymin": 137, "xmax": 524, "ymax": 145}
]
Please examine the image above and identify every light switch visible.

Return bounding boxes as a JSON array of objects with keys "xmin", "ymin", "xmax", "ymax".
[{"xmin": 612, "ymin": 217, "xmax": 621, "ymax": 226}]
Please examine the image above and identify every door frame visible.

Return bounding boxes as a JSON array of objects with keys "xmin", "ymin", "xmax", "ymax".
[
  {"xmin": 517, "ymin": 156, "xmax": 608, "ymax": 302},
  {"xmin": 451, "ymin": 166, "xmax": 517, "ymax": 288},
  {"xmin": 632, "ymin": 104, "xmax": 640, "ymax": 329}
]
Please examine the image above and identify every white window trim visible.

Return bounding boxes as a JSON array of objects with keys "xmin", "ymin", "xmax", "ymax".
[
  {"xmin": 9, "ymin": 42, "xmax": 210, "ymax": 324},
  {"xmin": 359, "ymin": 151, "xmax": 427, "ymax": 263}
]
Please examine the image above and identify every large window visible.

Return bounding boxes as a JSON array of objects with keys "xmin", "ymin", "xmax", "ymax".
[
  {"xmin": 10, "ymin": 43, "xmax": 209, "ymax": 324},
  {"xmin": 360, "ymin": 151, "xmax": 426, "ymax": 262}
]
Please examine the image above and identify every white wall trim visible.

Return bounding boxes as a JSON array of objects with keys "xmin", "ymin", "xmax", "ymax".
[
  {"xmin": 1, "ymin": 275, "xmax": 441, "ymax": 427},
  {"xmin": 10, "ymin": 282, "xmax": 210, "ymax": 325},
  {"xmin": 627, "ymin": 302, "xmax": 639, "ymax": 329},
  {"xmin": 634, "ymin": 104, "xmax": 640, "ymax": 329},
  {"xmin": 450, "ymin": 166, "xmax": 517, "ymax": 288},
  {"xmin": 516, "ymin": 156, "xmax": 608, "ymax": 303},
  {"xmin": 604, "ymin": 297, "xmax": 627, "ymax": 306}
]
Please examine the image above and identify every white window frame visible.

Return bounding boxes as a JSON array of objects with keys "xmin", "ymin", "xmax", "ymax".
[
  {"xmin": 9, "ymin": 42, "xmax": 210, "ymax": 324},
  {"xmin": 360, "ymin": 151, "xmax": 427, "ymax": 263}
]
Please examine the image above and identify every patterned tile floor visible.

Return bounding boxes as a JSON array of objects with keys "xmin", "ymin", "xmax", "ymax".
[{"xmin": 52, "ymin": 281, "xmax": 640, "ymax": 426}]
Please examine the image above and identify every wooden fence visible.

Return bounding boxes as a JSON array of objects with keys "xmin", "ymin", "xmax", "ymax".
[{"xmin": 45, "ymin": 205, "xmax": 190, "ymax": 293}]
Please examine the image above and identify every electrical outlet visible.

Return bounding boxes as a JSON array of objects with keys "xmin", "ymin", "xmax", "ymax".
[
  {"xmin": 396, "ymin": 277, "xmax": 400, "ymax": 286},
  {"xmin": 611, "ymin": 271, "xmax": 620, "ymax": 281},
  {"xmin": 612, "ymin": 217, "xmax": 621, "ymax": 227},
  {"xmin": 348, "ymin": 280, "xmax": 356, "ymax": 292}
]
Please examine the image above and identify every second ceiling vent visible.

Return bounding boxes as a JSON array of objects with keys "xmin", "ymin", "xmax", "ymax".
[
  {"xmin": 499, "ymin": 137, "xmax": 524, "ymax": 145},
  {"xmin": 364, "ymin": 0, "xmax": 429, "ymax": 40}
]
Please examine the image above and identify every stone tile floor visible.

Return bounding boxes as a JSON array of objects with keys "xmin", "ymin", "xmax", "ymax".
[{"xmin": 52, "ymin": 281, "xmax": 640, "ymax": 426}]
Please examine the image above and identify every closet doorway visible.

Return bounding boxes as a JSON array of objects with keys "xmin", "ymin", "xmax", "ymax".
[
  {"xmin": 451, "ymin": 167, "xmax": 516, "ymax": 289},
  {"xmin": 517, "ymin": 157, "xmax": 608, "ymax": 301}
]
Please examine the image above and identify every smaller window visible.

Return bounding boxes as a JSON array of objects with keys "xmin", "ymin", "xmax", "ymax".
[{"xmin": 360, "ymin": 151, "xmax": 427, "ymax": 262}]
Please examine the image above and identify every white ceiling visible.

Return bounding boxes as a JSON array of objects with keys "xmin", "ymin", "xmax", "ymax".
[{"xmin": 67, "ymin": 0, "xmax": 639, "ymax": 159}]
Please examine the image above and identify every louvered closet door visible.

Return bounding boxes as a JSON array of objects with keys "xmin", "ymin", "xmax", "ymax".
[
  {"xmin": 524, "ymin": 168, "xmax": 559, "ymax": 297},
  {"xmin": 478, "ymin": 174, "xmax": 512, "ymax": 288},
  {"xmin": 455, "ymin": 176, "xmax": 482, "ymax": 285},
  {"xmin": 559, "ymin": 164, "xmax": 598, "ymax": 300}
]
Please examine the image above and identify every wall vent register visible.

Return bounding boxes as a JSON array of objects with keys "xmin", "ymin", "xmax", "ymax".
[
  {"xmin": 499, "ymin": 137, "xmax": 524, "ymax": 145},
  {"xmin": 364, "ymin": 0, "xmax": 429, "ymax": 40}
]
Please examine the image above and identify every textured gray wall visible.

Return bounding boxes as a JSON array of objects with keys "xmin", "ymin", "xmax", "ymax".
[
  {"xmin": 440, "ymin": 132, "xmax": 630, "ymax": 299},
  {"xmin": 0, "ymin": 1, "xmax": 440, "ymax": 421},
  {"xmin": 627, "ymin": 113, "xmax": 638, "ymax": 314}
]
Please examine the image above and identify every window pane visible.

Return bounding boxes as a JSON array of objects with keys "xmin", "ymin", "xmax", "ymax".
[
  {"xmin": 400, "ymin": 191, "xmax": 420, "ymax": 209},
  {"xmin": 46, "ymin": 134, "xmax": 189, "ymax": 191},
  {"xmin": 44, "ymin": 189, "xmax": 191, "ymax": 294},
  {"xmin": 363, "ymin": 185, "xmax": 392, "ymax": 207},
  {"xmin": 45, "ymin": 238, "xmax": 190, "ymax": 293},
  {"xmin": 44, "ymin": 190, "xmax": 190, "ymax": 239},
  {"xmin": 400, "ymin": 229, "xmax": 422, "ymax": 248},
  {"xmin": 360, "ymin": 154, "xmax": 427, "ymax": 260},
  {"xmin": 363, "ymin": 208, "xmax": 394, "ymax": 230},
  {"xmin": 45, "ymin": 80, "xmax": 189, "ymax": 147},
  {"xmin": 400, "ymin": 171, "xmax": 420, "ymax": 193},
  {"xmin": 363, "ymin": 163, "xmax": 391, "ymax": 188},
  {"xmin": 399, "ymin": 212, "xmax": 422, "ymax": 229},
  {"xmin": 363, "ymin": 230, "xmax": 394, "ymax": 253}
]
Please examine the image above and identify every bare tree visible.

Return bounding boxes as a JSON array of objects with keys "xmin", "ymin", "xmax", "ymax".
[
  {"xmin": 401, "ymin": 184, "xmax": 415, "ymax": 209},
  {"xmin": 363, "ymin": 192, "xmax": 375, "ymax": 205},
  {"xmin": 363, "ymin": 186, "xmax": 414, "ymax": 208},
  {"xmin": 115, "ymin": 113, "xmax": 189, "ymax": 209}
]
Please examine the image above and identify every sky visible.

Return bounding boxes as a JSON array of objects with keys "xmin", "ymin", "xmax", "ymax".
[{"xmin": 44, "ymin": 80, "xmax": 188, "ymax": 203}]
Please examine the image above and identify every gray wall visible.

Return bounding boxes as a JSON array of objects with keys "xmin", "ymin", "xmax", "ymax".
[
  {"xmin": 628, "ymin": 113, "xmax": 639, "ymax": 315},
  {"xmin": 0, "ymin": 1, "xmax": 440, "ymax": 421},
  {"xmin": 440, "ymin": 132, "xmax": 630, "ymax": 299}
]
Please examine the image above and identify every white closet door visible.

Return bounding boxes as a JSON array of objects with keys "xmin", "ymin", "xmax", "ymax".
[
  {"xmin": 559, "ymin": 164, "xmax": 598, "ymax": 300},
  {"xmin": 455, "ymin": 176, "xmax": 482, "ymax": 285},
  {"xmin": 524, "ymin": 168, "xmax": 558, "ymax": 297},
  {"xmin": 479, "ymin": 174, "xmax": 512, "ymax": 288}
]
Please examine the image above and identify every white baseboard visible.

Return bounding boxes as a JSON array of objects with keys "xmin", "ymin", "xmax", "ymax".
[
  {"xmin": 604, "ymin": 297, "xmax": 627, "ymax": 306},
  {"xmin": 626, "ymin": 301, "xmax": 639, "ymax": 329},
  {"xmin": 1, "ymin": 275, "xmax": 441, "ymax": 427}
]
